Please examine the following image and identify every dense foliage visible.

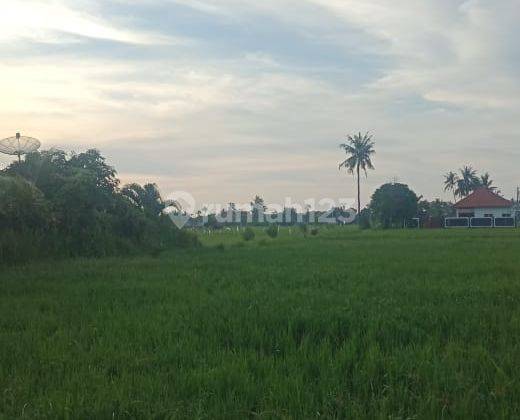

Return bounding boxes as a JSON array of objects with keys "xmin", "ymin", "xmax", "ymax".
[
  {"xmin": 242, "ymin": 227, "xmax": 255, "ymax": 241},
  {"xmin": 357, "ymin": 207, "xmax": 372, "ymax": 229},
  {"xmin": 418, "ymin": 199, "xmax": 455, "ymax": 227},
  {"xmin": 444, "ymin": 166, "xmax": 499, "ymax": 200},
  {"xmin": 265, "ymin": 224, "xmax": 279, "ymax": 238},
  {"xmin": 370, "ymin": 183, "xmax": 419, "ymax": 228},
  {"xmin": 0, "ymin": 149, "xmax": 198, "ymax": 263}
]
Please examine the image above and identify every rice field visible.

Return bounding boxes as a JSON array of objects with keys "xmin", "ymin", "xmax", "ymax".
[{"xmin": 1, "ymin": 227, "xmax": 520, "ymax": 418}]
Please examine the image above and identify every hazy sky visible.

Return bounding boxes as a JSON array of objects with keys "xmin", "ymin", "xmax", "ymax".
[{"xmin": 1, "ymin": 0, "xmax": 519, "ymax": 207}]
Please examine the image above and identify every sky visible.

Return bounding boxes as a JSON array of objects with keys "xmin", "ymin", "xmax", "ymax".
[{"xmin": 0, "ymin": 0, "xmax": 519, "ymax": 209}]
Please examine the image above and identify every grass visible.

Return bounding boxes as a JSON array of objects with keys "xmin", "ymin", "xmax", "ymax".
[{"xmin": 1, "ymin": 227, "xmax": 520, "ymax": 418}]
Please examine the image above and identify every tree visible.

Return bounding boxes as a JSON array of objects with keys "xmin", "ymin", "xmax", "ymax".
[
  {"xmin": 0, "ymin": 176, "xmax": 50, "ymax": 231},
  {"xmin": 227, "ymin": 202, "xmax": 237, "ymax": 223},
  {"xmin": 419, "ymin": 199, "xmax": 455, "ymax": 219},
  {"xmin": 251, "ymin": 195, "xmax": 266, "ymax": 224},
  {"xmin": 339, "ymin": 132, "xmax": 376, "ymax": 219},
  {"xmin": 4, "ymin": 149, "xmax": 70, "ymax": 199},
  {"xmin": 69, "ymin": 149, "xmax": 119, "ymax": 194},
  {"xmin": 370, "ymin": 183, "xmax": 419, "ymax": 228},
  {"xmin": 122, "ymin": 182, "xmax": 176, "ymax": 217},
  {"xmin": 121, "ymin": 183, "xmax": 146, "ymax": 208},
  {"xmin": 142, "ymin": 183, "xmax": 166, "ymax": 217},
  {"xmin": 444, "ymin": 167, "xmax": 501, "ymax": 199},
  {"xmin": 480, "ymin": 172, "xmax": 496, "ymax": 191},
  {"xmin": 251, "ymin": 195, "xmax": 266, "ymax": 210},
  {"xmin": 0, "ymin": 149, "xmax": 198, "ymax": 262},
  {"xmin": 283, "ymin": 207, "xmax": 298, "ymax": 225},
  {"xmin": 455, "ymin": 166, "xmax": 480, "ymax": 198},
  {"xmin": 357, "ymin": 207, "xmax": 372, "ymax": 229},
  {"xmin": 443, "ymin": 171, "xmax": 458, "ymax": 202}
]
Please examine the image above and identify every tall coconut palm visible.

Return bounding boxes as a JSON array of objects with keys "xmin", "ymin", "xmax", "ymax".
[
  {"xmin": 480, "ymin": 172, "xmax": 495, "ymax": 190},
  {"xmin": 444, "ymin": 171, "xmax": 458, "ymax": 202},
  {"xmin": 455, "ymin": 165, "xmax": 480, "ymax": 198},
  {"xmin": 339, "ymin": 132, "xmax": 376, "ymax": 218}
]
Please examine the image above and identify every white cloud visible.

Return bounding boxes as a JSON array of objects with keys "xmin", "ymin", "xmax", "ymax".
[
  {"xmin": 1, "ymin": 0, "xmax": 519, "ymax": 204},
  {"xmin": 0, "ymin": 0, "xmax": 174, "ymax": 44},
  {"xmin": 306, "ymin": 0, "xmax": 520, "ymax": 109}
]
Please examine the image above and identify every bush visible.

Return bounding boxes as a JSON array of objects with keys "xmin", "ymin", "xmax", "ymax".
[
  {"xmin": 242, "ymin": 227, "xmax": 255, "ymax": 241},
  {"xmin": 265, "ymin": 224, "xmax": 278, "ymax": 238},
  {"xmin": 310, "ymin": 228, "xmax": 319, "ymax": 236},
  {"xmin": 358, "ymin": 208, "xmax": 372, "ymax": 230}
]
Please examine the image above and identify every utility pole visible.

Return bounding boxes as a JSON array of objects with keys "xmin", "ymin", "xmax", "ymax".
[
  {"xmin": 516, "ymin": 187, "xmax": 520, "ymax": 226},
  {"xmin": 16, "ymin": 132, "xmax": 21, "ymax": 163}
]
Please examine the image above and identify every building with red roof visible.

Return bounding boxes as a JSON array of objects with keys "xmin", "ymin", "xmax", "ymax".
[{"xmin": 454, "ymin": 188, "xmax": 513, "ymax": 218}]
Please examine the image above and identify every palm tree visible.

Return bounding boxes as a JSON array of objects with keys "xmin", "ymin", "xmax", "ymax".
[
  {"xmin": 142, "ymin": 183, "xmax": 165, "ymax": 216},
  {"xmin": 339, "ymin": 132, "xmax": 376, "ymax": 218},
  {"xmin": 122, "ymin": 182, "xmax": 180, "ymax": 217},
  {"xmin": 455, "ymin": 166, "xmax": 480, "ymax": 198},
  {"xmin": 121, "ymin": 183, "xmax": 146, "ymax": 207},
  {"xmin": 480, "ymin": 172, "xmax": 496, "ymax": 190},
  {"xmin": 444, "ymin": 171, "xmax": 458, "ymax": 202}
]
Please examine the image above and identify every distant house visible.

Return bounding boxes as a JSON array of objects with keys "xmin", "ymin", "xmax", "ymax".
[{"xmin": 454, "ymin": 188, "xmax": 513, "ymax": 218}]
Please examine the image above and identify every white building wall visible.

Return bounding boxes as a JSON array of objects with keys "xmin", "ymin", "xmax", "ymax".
[{"xmin": 457, "ymin": 207, "xmax": 513, "ymax": 218}]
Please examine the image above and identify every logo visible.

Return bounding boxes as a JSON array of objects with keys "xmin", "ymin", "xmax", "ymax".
[
  {"xmin": 165, "ymin": 191, "xmax": 195, "ymax": 229},
  {"xmin": 169, "ymin": 213, "xmax": 191, "ymax": 229},
  {"xmin": 164, "ymin": 192, "xmax": 357, "ymax": 229}
]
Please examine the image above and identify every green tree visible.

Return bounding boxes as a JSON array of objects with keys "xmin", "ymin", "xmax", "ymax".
[
  {"xmin": 0, "ymin": 149, "xmax": 198, "ymax": 262},
  {"xmin": 121, "ymin": 183, "xmax": 146, "ymax": 208},
  {"xmin": 265, "ymin": 224, "xmax": 278, "ymax": 238},
  {"xmin": 480, "ymin": 172, "xmax": 496, "ymax": 191},
  {"xmin": 0, "ymin": 176, "xmax": 50, "ymax": 231},
  {"xmin": 4, "ymin": 149, "xmax": 70, "ymax": 199},
  {"xmin": 141, "ymin": 183, "xmax": 166, "ymax": 217},
  {"xmin": 121, "ymin": 183, "xmax": 177, "ymax": 217},
  {"xmin": 339, "ymin": 132, "xmax": 376, "ymax": 218},
  {"xmin": 370, "ymin": 183, "xmax": 419, "ymax": 228},
  {"xmin": 445, "ymin": 167, "xmax": 500, "ymax": 199},
  {"xmin": 443, "ymin": 171, "xmax": 458, "ymax": 202},
  {"xmin": 357, "ymin": 208, "xmax": 372, "ymax": 229},
  {"xmin": 455, "ymin": 166, "xmax": 480, "ymax": 198},
  {"xmin": 251, "ymin": 195, "xmax": 266, "ymax": 224},
  {"xmin": 69, "ymin": 149, "xmax": 119, "ymax": 194},
  {"xmin": 418, "ymin": 199, "xmax": 455, "ymax": 220}
]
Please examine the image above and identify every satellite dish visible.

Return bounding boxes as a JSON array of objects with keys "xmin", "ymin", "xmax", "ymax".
[{"xmin": 0, "ymin": 132, "xmax": 41, "ymax": 163}]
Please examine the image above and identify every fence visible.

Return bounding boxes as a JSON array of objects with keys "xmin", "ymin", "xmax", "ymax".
[{"xmin": 445, "ymin": 217, "xmax": 515, "ymax": 228}]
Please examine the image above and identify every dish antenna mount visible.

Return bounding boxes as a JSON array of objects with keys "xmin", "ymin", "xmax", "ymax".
[{"xmin": 0, "ymin": 132, "xmax": 41, "ymax": 163}]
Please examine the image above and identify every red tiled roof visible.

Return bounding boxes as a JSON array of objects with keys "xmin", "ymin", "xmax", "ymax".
[{"xmin": 454, "ymin": 188, "xmax": 512, "ymax": 209}]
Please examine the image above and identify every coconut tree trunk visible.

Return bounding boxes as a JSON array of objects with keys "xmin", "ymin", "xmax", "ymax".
[{"xmin": 357, "ymin": 163, "xmax": 361, "ymax": 221}]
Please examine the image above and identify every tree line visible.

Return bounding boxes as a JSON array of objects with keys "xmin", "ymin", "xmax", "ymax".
[
  {"xmin": 443, "ymin": 166, "xmax": 497, "ymax": 200},
  {"xmin": 337, "ymin": 132, "xmax": 511, "ymax": 229},
  {"xmin": 0, "ymin": 149, "xmax": 198, "ymax": 263}
]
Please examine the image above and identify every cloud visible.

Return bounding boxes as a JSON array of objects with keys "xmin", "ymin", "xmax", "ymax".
[
  {"xmin": 0, "ymin": 0, "xmax": 175, "ymax": 44},
  {"xmin": 306, "ymin": 0, "xmax": 520, "ymax": 109},
  {"xmin": 1, "ymin": 0, "xmax": 519, "ymax": 205}
]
